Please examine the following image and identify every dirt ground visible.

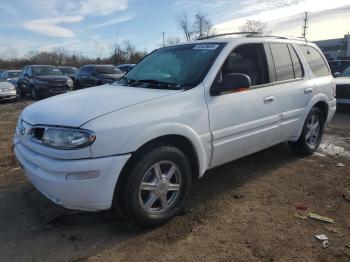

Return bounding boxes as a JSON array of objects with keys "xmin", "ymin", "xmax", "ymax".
[{"xmin": 0, "ymin": 99, "xmax": 349, "ymax": 262}]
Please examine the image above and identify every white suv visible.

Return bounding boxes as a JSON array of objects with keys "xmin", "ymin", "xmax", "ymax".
[{"xmin": 14, "ymin": 34, "xmax": 336, "ymax": 227}]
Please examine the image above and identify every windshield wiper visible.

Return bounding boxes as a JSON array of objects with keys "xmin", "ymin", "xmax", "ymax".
[{"xmin": 135, "ymin": 79, "xmax": 183, "ymax": 90}]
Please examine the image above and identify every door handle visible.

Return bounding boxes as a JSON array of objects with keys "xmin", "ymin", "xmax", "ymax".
[
  {"xmin": 264, "ymin": 96, "xmax": 275, "ymax": 104},
  {"xmin": 304, "ymin": 87, "xmax": 313, "ymax": 94}
]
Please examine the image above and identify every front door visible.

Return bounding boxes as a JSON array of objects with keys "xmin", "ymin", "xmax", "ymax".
[{"xmin": 206, "ymin": 43, "xmax": 280, "ymax": 167}]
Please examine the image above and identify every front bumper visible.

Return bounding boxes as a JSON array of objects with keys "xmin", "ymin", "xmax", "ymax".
[
  {"xmin": 0, "ymin": 91, "xmax": 17, "ymax": 100},
  {"xmin": 14, "ymin": 141, "xmax": 130, "ymax": 211}
]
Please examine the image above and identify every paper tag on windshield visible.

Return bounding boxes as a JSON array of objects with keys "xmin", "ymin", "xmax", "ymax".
[{"xmin": 193, "ymin": 44, "xmax": 219, "ymax": 50}]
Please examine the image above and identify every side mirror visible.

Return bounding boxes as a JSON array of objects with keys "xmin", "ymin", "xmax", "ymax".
[
  {"xmin": 333, "ymin": 72, "xmax": 341, "ymax": 78},
  {"xmin": 211, "ymin": 73, "xmax": 251, "ymax": 96}
]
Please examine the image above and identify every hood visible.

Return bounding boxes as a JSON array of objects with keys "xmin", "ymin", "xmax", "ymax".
[
  {"xmin": 335, "ymin": 77, "xmax": 350, "ymax": 85},
  {"xmin": 22, "ymin": 84, "xmax": 182, "ymax": 127},
  {"xmin": 35, "ymin": 75, "xmax": 68, "ymax": 81}
]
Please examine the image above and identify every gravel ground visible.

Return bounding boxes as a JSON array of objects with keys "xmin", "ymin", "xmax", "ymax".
[{"xmin": 0, "ymin": 99, "xmax": 349, "ymax": 262}]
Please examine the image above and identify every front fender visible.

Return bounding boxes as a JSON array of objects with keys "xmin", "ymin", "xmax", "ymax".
[{"xmin": 120, "ymin": 122, "xmax": 210, "ymax": 177}]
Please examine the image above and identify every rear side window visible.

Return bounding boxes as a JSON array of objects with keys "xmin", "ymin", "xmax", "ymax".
[
  {"xmin": 299, "ymin": 45, "xmax": 330, "ymax": 76},
  {"xmin": 288, "ymin": 45, "xmax": 303, "ymax": 78},
  {"xmin": 269, "ymin": 43, "xmax": 294, "ymax": 81}
]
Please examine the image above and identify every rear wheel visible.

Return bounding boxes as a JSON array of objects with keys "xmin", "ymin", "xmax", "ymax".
[
  {"xmin": 117, "ymin": 146, "xmax": 192, "ymax": 227},
  {"xmin": 289, "ymin": 107, "xmax": 324, "ymax": 155}
]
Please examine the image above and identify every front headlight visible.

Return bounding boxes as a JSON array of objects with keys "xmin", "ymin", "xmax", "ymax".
[
  {"xmin": 67, "ymin": 78, "xmax": 73, "ymax": 87},
  {"xmin": 41, "ymin": 128, "xmax": 96, "ymax": 149}
]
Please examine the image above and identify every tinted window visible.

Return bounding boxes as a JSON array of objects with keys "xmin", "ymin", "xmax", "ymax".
[
  {"xmin": 32, "ymin": 66, "xmax": 63, "ymax": 76},
  {"xmin": 288, "ymin": 45, "xmax": 303, "ymax": 78},
  {"xmin": 96, "ymin": 66, "xmax": 114, "ymax": 74},
  {"xmin": 59, "ymin": 67, "xmax": 76, "ymax": 74},
  {"xmin": 220, "ymin": 43, "xmax": 270, "ymax": 86},
  {"xmin": 299, "ymin": 45, "xmax": 330, "ymax": 76},
  {"xmin": 270, "ymin": 43, "xmax": 294, "ymax": 81}
]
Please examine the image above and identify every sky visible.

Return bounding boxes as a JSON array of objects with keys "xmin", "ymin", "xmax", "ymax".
[{"xmin": 0, "ymin": 0, "xmax": 350, "ymax": 59}]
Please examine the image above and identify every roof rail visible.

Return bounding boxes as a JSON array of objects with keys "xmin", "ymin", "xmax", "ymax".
[
  {"xmin": 246, "ymin": 34, "xmax": 306, "ymax": 41},
  {"xmin": 197, "ymin": 32, "xmax": 306, "ymax": 42},
  {"xmin": 197, "ymin": 32, "xmax": 259, "ymax": 40}
]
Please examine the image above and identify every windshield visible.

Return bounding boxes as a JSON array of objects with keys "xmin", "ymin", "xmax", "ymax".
[
  {"xmin": 32, "ymin": 66, "xmax": 63, "ymax": 76},
  {"xmin": 8, "ymin": 71, "xmax": 20, "ymax": 78},
  {"xmin": 59, "ymin": 67, "xmax": 76, "ymax": 74},
  {"xmin": 341, "ymin": 66, "xmax": 350, "ymax": 77},
  {"xmin": 96, "ymin": 66, "xmax": 114, "ymax": 74},
  {"xmin": 121, "ymin": 43, "xmax": 225, "ymax": 89}
]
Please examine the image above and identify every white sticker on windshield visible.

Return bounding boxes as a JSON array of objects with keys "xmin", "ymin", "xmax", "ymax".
[{"xmin": 193, "ymin": 44, "xmax": 219, "ymax": 50}]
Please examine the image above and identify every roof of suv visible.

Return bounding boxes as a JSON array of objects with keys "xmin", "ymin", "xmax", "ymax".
[{"xmin": 190, "ymin": 33, "xmax": 311, "ymax": 46}]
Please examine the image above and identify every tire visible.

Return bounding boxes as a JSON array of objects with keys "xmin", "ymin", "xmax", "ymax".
[
  {"xmin": 31, "ymin": 87, "xmax": 39, "ymax": 100},
  {"xmin": 17, "ymin": 86, "xmax": 25, "ymax": 97},
  {"xmin": 118, "ymin": 146, "xmax": 192, "ymax": 227},
  {"xmin": 289, "ymin": 107, "xmax": 324, "ymax": 155}
]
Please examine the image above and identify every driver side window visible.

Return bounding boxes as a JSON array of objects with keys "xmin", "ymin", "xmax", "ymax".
[{"xmin": 219, "ymin": 43, "xmax": 270, "ymax": 88}]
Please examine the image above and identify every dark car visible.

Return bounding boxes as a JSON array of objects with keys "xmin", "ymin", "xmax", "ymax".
[
  {"xmin": 335, "ymin": 66, "xmax": 350, "ymax": 109},
  {"xmin": 328, "ymin": 60, "xmax": 350, "ymax": 75},
  {"xmin": 17, "ymin": 65, "xmax": 73, "ymax": 100},
  {"xmin": 58, "ymin": 66, "xmax": 77, "ymax": 81},
  {"xmin": 75, "ymin": 64, "xmax": 124, "ymax": 89},
  {"xmin": 116, "ymin": 64, "xmax": 135, "ymax": 74},
  {"xmin": 1, "ymin": 70, "xmax": 21, "ymax": 86}
]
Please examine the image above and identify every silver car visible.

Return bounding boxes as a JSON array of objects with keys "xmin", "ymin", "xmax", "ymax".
[{"xmin": 0, "ymin": 81, "xmax": 17, "ymax": 101}]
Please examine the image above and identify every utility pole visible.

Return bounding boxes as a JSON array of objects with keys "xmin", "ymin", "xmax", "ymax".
[
  {"xmin": 162, "ymin": 32, "xmax": 165, "ymax": 47},
  {"xmin": 114, "ymin": 24, "xmax": 120, "ymax": 66},
  {"xmin": 302, "ymin": 12, "xmax": 308, "ymax": 39}
]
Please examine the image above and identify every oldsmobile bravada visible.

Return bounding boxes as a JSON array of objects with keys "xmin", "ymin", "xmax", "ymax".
[{"xmin": 14, "ymin": 34, "xmax": 336, "ymax": 227}]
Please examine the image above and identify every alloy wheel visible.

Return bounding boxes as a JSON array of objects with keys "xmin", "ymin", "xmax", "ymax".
[
  {"xmin": 138, "ymin": 161, "xmax": 182, "ymax": 214},
  {"xmin": 305, "ymin": 114, "xmax": 320, "ymax": 147}
]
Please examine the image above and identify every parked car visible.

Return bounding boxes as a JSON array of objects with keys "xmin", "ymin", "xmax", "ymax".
[
  {"xmin": 75, "ymin": 65, "xmax": 124, "ymax": 89},
  {"xmin": 0, "ymin": 81, "xmax": 17, "ymax": 101},
  {"xmin": 116, "ymin": 64, "xmax": 136, "ymax": 74},
  {"xmin": 334, "ymin": 65, "xmax": 350, "ymax": 107},
  {"xmin": 328, "ymin": 60, "xmax": 350, "ymax": 75},
  {"xmin": 14, "ymin": 35, "xmax": 336, "ymax": 227},
  {"xmin": 1, "ymin": 70, "xmax": 21, "ymax": 86},
  {"xmin": 17, "ymin": 65, "xmax": 73, "ymax": 100},
  {"xmin": 58, "ymin": 66, "xmax": 77, "ymax": 81}
]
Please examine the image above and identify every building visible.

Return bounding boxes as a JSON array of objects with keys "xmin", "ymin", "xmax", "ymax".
[{"xmin": 315, "ymin": 34, "xmax": 350, "ymax": 61}]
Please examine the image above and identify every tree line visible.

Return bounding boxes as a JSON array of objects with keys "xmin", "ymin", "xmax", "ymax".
[{"xmin": 0, "ymin": 40, "xmax": 147, "ymax": 70}]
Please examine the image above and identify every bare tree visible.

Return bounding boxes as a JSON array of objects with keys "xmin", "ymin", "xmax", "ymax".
[
  {"xmin": 94, "ymin": 41, "xmax": 105, "ymax": 59},
  {"xmin": 165, "ymin": 36, "xmax": 181, "ymax": 46},
  {"xmin": 192, "ymin": 12, "xmax": 214, "ymax": 39},
  {"xmin": 239, "ymin": 20, "xmax": 267, "ymax": 34},
  {"xmin": 176, "ymin": 13, "xmax": 192, "ymax": 41}
]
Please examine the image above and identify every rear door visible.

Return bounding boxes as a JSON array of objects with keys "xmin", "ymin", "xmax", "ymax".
[
  {"xmin": 266, "ymin": 42, "xmax": 313, "ymax": 142},
  {"xmin": 206, "ymin": 43, "xmax": 280, "ymax": 167}
]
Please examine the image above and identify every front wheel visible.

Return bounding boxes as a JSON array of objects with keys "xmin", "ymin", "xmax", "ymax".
[
  {"xmin": 289, "ymin": 107, "xmax": 324, "ymax": 155},
  {"xmin": 118, "ymin": 146, "xmax": 192, "ymax": 227},
  {"xmin": 31, "ymin": 87, "xmax": 39, "ymax": 100}
]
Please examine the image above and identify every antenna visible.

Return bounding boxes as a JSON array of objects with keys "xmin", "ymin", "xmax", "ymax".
[{"xmin": 302, "ymin": 12, "xmax": 308, "ymax": 39}]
